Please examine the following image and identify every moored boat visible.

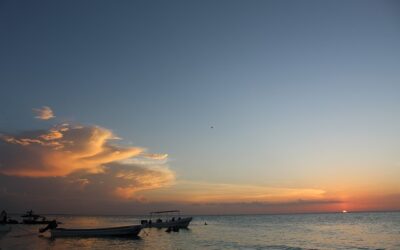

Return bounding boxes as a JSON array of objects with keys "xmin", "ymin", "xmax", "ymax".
[
  {"xmin": 143, "ymin": 217, "xmax": 192, "ymax": 229},
  {"xmin": 141, "ymin": 210, "xmax": 192, "ymax": 229},
  {"xmin": 49, "ymin": 225, "xmax": 142, "ymax": 238}
]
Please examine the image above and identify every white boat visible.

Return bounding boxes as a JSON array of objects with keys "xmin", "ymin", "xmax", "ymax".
[
  {"xmin": 141, "ymin": 210, "xmax": 192, "ymax": 229},
  {"xmin": 50, "ymin": 225, "xmax": 142, "ymax": 238},
  {"xmin": 0, "ymin": 224, "xmax": 11, "ymax": 233},
  {"xmin": 143, "ymin": 217, "xmax": 192, "ymax": 229}
]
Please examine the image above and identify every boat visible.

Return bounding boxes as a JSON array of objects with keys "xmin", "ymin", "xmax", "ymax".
[
  {"xmin": 49, "ymin": 225, "xmax": 142, "ymax": 238},
  {"xmin": 141, "ymin": 210, "xmax": 192, "ymax": 229},
  {"xmin": 21, "ymin": 210, "xmax": 55, "ymax": 224}
]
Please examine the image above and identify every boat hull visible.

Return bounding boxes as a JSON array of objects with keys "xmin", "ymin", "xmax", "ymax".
[
  {"xmin": 143, "ymin": 217, "xmax": 192, "ymax": 229},
  {"xmin": 50, "ymin": 225, "xmax": 142, "ymax": 238}
]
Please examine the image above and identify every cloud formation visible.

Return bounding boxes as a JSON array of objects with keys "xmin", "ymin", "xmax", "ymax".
[
  {"xmin": 0, "ymin": 122, "xmax": 174, "ymax": 200},
  {"xmin": 142, "ymin": 181, "xmax": 331, "ymax": 204},
  {"xmin": 33, "ymin": 106, "xmax": 55, "ymax": 120},
  {"xmin": 0, "ymin": 124, "xmax": 143, "ymax": 177},
  {"xmin": 0, "ymin": 162, "xmax": 174, "ymax": 206}
]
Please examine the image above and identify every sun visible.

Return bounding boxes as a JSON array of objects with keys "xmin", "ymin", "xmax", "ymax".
[{"xmin": 342, "ymin": 210, "xmax": 348, "ymax": 213}]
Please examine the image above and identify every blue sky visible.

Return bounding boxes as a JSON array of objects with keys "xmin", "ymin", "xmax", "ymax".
[{"xmin": 1, "ymin": 0, "xmax": 400, "ymax": 213}]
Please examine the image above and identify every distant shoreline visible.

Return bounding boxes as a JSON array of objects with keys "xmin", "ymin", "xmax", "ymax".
[{"xmin": 6, "ymin": 210, "xmax": 400, "ymax": 217}]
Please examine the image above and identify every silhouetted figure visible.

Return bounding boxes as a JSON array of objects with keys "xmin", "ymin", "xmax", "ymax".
[{"xmin": 0, "ymin": 210, "xmax": 7, "ymax": 223}]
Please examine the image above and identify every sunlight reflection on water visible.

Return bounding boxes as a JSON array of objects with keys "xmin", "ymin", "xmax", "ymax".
[{"xmin": 1, "ymin": 212, "xmax": 399, "ymax": 249}]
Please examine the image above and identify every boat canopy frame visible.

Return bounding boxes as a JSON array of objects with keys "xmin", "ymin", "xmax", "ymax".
[{"xmin": 148, "ymin": 210, "xmax": 182, "ymax": 221}]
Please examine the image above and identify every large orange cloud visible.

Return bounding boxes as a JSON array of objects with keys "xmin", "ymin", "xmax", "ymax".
[
  {"xmin": 0, "ymin": 123, "xmax": 175, "ymax": 199},
  {"xmin": 0, "ymin": 124, "xmax": 144, "ymax": 177}
]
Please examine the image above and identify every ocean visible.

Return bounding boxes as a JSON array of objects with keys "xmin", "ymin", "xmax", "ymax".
[{"xmin": 1, "ymin": 212, "xmax": 399, "ymax": 250}]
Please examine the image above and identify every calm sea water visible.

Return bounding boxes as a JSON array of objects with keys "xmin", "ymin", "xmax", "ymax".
[{"xmin": 1, "ymin": 212, "xmax": 399, "ymax": 250}]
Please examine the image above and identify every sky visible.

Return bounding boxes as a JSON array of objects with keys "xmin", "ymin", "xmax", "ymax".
[{"xmin": 0, "ymin": 0, "xmax": 400, "ymax": 215}]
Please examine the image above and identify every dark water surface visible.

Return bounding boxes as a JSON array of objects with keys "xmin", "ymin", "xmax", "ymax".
[{"xmin": 1, "ymin": 212, "xmax": 399, "ymax": 249}]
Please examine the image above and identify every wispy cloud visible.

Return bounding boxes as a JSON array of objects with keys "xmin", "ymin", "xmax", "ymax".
[
  {"xmin": 142, "ymin": 153, "xmax": 169, "ymax": 160},
  {"xmin": 140, "ymin": 180, "xmax": 332, "ymax": 205},
  {"xmin": 112, "ymin": 163, "xmax": 175, "ymax": 199},
  {"xmin": 33, "ymin": 106, "xmax": 55, "ymax": 120}
]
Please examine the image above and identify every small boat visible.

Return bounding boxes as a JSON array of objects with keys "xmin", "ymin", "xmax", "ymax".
[
  {"xmin": 21, "ymin": 210, "xmax": 55, "ymax": 224},
  {"xmin": 141, "ymin": 210, "xmax": 192, "ymax": 229},
  {"xmin": 49, "ymin": 225, "xmax": 142, "ymax": 238}
]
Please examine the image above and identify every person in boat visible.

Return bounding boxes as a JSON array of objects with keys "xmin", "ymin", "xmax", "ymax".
[{"xmin": 0, "ymin": 210, "xmax": 7, "ymax": 223}]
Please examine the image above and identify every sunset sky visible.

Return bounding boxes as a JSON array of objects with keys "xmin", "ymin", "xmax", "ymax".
[{"xmin": 1, "ymin": 0, "xmax": 400, "ymax": 214}]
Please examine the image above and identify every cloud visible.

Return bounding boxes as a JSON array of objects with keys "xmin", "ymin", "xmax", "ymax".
[
  {"xmin": 108, "ymin": 163, "xmax": 175, "ymax": 199},
  {"xmin": 142, "ymin": 153, "xmax": 169, "ymax": 160},
  {"xmin": 199, "ymin": 199, "xmax": 343, "ymax": 207},
  {"xmin": 142, "ymin": 180, "xmax": 330, "ymax": 204},
  {"xmin": 0, "ymin": 124, "xmax": 144, "ymax": 177},
  {"xmin": 33, "ymin": 106, "xmax": 55, "ymax": 120},
  {"xmin": 0, "ymin": 122, "xmax": 175, "ymax": 202},
  {"xmin": 0, "ymin": 162, "xmax": 175, "ymax": 205}
]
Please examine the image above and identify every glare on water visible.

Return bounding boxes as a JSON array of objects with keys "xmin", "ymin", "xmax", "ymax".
[{"xmin": 1, "ymin": 212, "xmax": 399, "ymax": 250}]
